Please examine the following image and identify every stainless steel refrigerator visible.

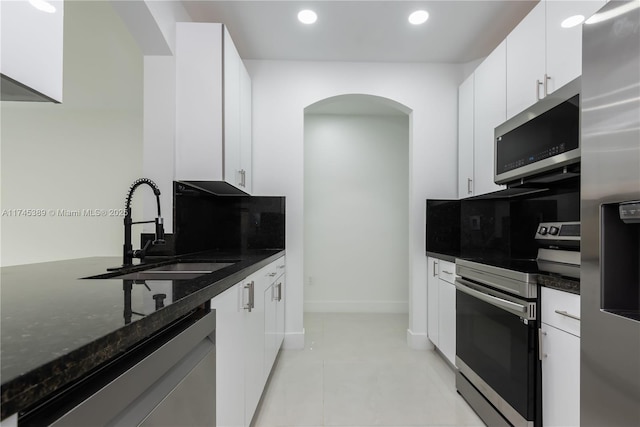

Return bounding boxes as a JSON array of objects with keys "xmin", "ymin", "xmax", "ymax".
[{"xmin": 581, "ymin": 1, "xmax": 640, "ymax": 426}]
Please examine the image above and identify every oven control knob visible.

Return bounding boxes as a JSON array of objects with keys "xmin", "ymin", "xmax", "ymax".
[
  {"xmin": 538, "ymin": 226, "xmax": 548, "ymax": 235},
  {"xmin": 549, "ymin": 226, "xmax": 559, "ymax": 236}
]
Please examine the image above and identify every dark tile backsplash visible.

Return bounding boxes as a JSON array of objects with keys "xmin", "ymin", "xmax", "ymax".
[
  {"xmin": 427, "ymin": 178, "xmax": 580, "ymax": 261},
  {"xmin": 173, "ymin": 182, "xmax": 285, "ymax": 255},
  {"xmin": 425, "ymin": 200, "xmax": 461, "ymax": 257}
]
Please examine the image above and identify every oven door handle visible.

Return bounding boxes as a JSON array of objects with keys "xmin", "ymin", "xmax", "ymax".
[{"xmin": 455, "ymin": 278, "xmax": 534, "ymax": 320}]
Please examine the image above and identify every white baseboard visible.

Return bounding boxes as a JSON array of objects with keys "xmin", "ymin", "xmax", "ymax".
[
  {"xmin": 407, "ymin": 329, "xmax": 433, "ymax": 350},
  {"xmin": 283, "ymin": 329, "xmax": 305, "ymax": 349},
  {"xmin": 304, "ymin": 300, "xmax": 408, "ymax": 313}
]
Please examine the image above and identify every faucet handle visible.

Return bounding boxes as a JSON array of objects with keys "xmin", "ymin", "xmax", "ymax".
[
  {"xmin": 132, "ymin": 240, "xmax": 152, "ymax": 259},
  {"xmin": 154, "ymin": 217, "xmax": 165, "ymax": 244}
]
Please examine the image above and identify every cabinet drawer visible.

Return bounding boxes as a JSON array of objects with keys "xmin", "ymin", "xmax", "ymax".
[
  {"xmin": 541, "ymin": 287, "xmax": 580, "ymax": 337},
  {"xmin": 438, "ymin": 260, "xmax": 456, "ymax": 284}
]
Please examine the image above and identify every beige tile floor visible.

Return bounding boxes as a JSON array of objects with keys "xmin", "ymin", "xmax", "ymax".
[{"xmin": 253, "ymin": 313, "xmax": 485, "ymax": 427}]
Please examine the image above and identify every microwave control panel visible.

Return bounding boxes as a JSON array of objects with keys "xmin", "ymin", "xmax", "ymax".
[{"xmin": 619, "ymin": 201, "xmax": 640, "ymax": 224}]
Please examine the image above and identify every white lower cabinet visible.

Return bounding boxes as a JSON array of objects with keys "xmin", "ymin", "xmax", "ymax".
[
  {"xmin": 210, "ymin": 283, "xmax": 245, "ymax": 427},
  {"xmin": 264, "ymin": 269, "xmax": 285, "ymax": 384},
  {"xmin": 427, "ymin": 257, "xmax": 456, "ymax": 366},
  {"xmin": 438, "ymin": 279, "xmax": 456, "ymax": 365},
  {"xmin": 211, "ymin": 256, "xmax": 285, "ymax": 427},
  {"xmin": 243, "ymin": 270, "xmax": 267, "ymax": 424},
  {"xmin": 540, "ymin": 287, "xmax": 580, "ymax": 427},
  {"xmin": 427, "ymin": 258, "xmax": 440, "ymax": 346},
  {"xmin": 541, "ymin": 323, "xmax": 580, "ymax": 427}
]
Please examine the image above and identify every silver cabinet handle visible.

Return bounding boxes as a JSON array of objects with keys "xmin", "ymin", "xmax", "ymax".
[
  {"xmin": 239, "ymin": 169, "xmax": 246, "ymax": 187},
  {"xmin": 544, "ymin": 73, "xmax": 550, "ymax": 97},
  {"xmin": 432, "ymin": 260, "xmax": 438, "ymax": 277},
  {"xmin": 277, "ymin": 265, "xmax": 285, "ymax": 269},
  {"xmin": 442, "ymin": 270, "xmax": 454, "ymax": 275},
  {"xmin": 243, "ymin": 281, "xmax": 254, "ymax": 312},
  {"xmin": 277, "ymin": 282, "xmax": 282, "ymax": 301},
  {"xmin": 536, "ymin": 79, "xmax": 543, "ymax": 101},
  {"xmin": 268, "ymin": 272, "xmax": 277, "ymax": 277},
  {"xmin": 467, "ymin": 178, "xmax": 473, "ymax": 194},
  {"xmin": 243, "ymin": 282, "xmax": 252, "ymax": 312},
  {"xmin": 555, "ymin": 310, "xmax": 580, "ymax": 321},
  {"xmin": 539, "ymin": 328, "xmax": 547, "ymax": 360},
  {"xmin": 250, "ymin": 281, "xmax": 255, "ymax": 310}
]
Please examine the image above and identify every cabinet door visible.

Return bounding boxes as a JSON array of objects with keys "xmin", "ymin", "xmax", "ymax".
[
  {"xmin": 211, "ymin": 284, "xmax": 245, "ymax": 427},
  {"xmin": 541, "ymin": 323, "xmax": 580, "ymax": 427},
  {"xmin": 0, "ymin": 0, "xmax": 64, "ymax": 102},
  {"xmin": 244, "ymin": 269, "xmax": 268, "ymax": 425},
  {"xmin": 239, "ymin": 64, "xmax": 253, "ymax": 194},
  {"xmin": 224, "ymin": 27, "xmax": 242, "ymax": 189},
  {"xmin": 506, "ymin": 1, "xmax": 546, "ymax": 119},
  {"xmin": 175, "ymin": 23, "xmax": 224, "ymax": 182},
  {"xmin": 427, "ymin": 258, "xmax": 439, "ymax": 346},
  {"xmin": 473, "ymin": 41, "xmax": 506, "ymax": 196},
  {"xmin": 275, "ymin": 275, "xmax": 285, "ymax": 352},
  {"xmin": 545, "ymin": 0, "xmax": 607, "ymax": 94},
  {"xmin": 263, "ymin": 282, "xmax": 277, "ymax": 383},
  {"xmin": 438, "ymin": 280, "xmax": 456, "ymax": 366},
  {"xmin": 458, "ymin": 75, "xmax": 475, "ymax": 198}
]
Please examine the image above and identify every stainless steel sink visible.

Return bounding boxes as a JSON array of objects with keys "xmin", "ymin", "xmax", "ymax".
[
  {"xmin": 145, "ymin": 262, "xmax": 235, "ymax": 273},
  {"xmin": 85, "ymin": 261, "xmax": 237, "ymax": 281},
  {"xmin": 111, "ymin": 262, "xmax": 235, "ymax": 280}
]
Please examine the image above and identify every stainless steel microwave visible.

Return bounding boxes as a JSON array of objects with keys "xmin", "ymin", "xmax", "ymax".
[{"xmin": 494, "ymin": 77, "xmax": 580, "ymax": 185}]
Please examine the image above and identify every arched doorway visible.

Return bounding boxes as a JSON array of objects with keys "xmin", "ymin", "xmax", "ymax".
[{"xmin": 303, "ymin": 94, "xmax": 411, "ymax": 313}]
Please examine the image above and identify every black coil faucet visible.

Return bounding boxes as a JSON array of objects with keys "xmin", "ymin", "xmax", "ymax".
[{"xmin": 120, "ymin": 178, "xmax": 165, "ymax": 268}]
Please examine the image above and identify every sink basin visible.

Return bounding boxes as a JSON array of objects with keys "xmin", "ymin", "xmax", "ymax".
[
  {"xmin": 111, "ymin": 262, "xmax": 235, "ymax": 280},
  {"xmin": 145, "ymin": 262, "xmax": 235, "ymax": 273},
  {"xmin": 85, "ymin": 261, "xmax": 237, "ymax": 281}
]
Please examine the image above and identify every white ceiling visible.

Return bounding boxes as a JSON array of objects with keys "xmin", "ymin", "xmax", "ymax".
[{"xmin": 181, "ymin": 1, "xmax": 538, "ymax": 63}]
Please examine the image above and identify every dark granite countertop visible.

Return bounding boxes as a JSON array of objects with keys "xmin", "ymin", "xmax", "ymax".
[
  {"xmin": 425, "ymin": 252, "xmax": 459, "ymax": 263},
  {"xmin": 0, "ymin": 249, "xmax": 284, "ymax": 420},
  {"xmin": 537, "ymin": 274, "xmax": 580, "ymax": 295}
]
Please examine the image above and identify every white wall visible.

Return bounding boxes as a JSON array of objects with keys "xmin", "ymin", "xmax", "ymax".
[
  {"xmin": 0, "ymin": 1, "xmax": 143, "ymax": 266},
  {"xmin": 246, "ymin": 60, "xmax": 462, "ymax": 349},
  {"xmin": 304, "ymin": 113, "xmax": 409, "ymax": 313}
]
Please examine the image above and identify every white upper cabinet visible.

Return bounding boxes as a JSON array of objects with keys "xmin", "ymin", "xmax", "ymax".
[
  {"xmin": 239, "ymin": 65, "xmax": 253, "ymax": 194},
  {"xmin": 0, "ymin": 0, "xmax": 64, "ymax": 102},
  {"xmin": 545, "ymin": 0, "xmax": 607, "ymax": 94},
  {"xmin": 473, "ymin": 41, "xmax": 507, "ymax": 196},
  {"xmin": 457, "ymin": 75, "xmax": 475, "ymax": 198},
  {"xmin": 175, "ymin": 23, "xmax": 252, "ymax": 193},
  {"xmin": 506, "ymin": 0, "xmax": 607, "ymax": 119},
  {"xmin": 506, "ymin": 1, "xmax": 546, "ymax": 119},
  {"xmin": 458, "ymin": 41, "xmax": 506, "ymax": 199}
]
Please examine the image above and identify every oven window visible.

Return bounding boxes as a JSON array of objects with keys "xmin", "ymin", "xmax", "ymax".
[
  {"xmin": 473, "ymin": 315, "xmax": 512, "ymax": 372},
  {"xmin": 457, "ymin": 290, "xmax": 537, "ymax": 419}
]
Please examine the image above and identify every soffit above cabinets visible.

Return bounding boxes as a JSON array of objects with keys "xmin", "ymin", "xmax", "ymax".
[{"xmin": 181, "ymin": 0, "xmax": 538, "ymax": 63}]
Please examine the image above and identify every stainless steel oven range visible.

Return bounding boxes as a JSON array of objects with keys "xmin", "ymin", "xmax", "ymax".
[{"xmin": 455, "ymin": 258, "xmax": 539, "ymax": 427}]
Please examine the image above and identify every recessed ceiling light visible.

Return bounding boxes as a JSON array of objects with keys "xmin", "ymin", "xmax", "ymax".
[
  {"xmin": 561, "ymin": 14, "xmax": 585, "ymax": 28},
  {"xmin": 298, "ymin": 9, "xmax": 317, "ymax": 25},
  {"xmin": 408, "ymin": 10, "xmax": 429, "ymax": 25},
  {"xmin": 29, "ymin": 0, "xmax": 56, "ymax": 13}
]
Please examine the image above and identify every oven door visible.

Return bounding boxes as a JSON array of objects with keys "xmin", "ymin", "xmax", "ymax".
[{"xmin": 455, "ymin": 277, "xmax": 537, "ymax": 426}]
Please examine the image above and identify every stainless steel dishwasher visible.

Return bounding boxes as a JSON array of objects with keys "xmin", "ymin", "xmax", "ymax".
[{"xmin": 21, "ymin": 309, "xmax": 216, "ymax": 426}]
